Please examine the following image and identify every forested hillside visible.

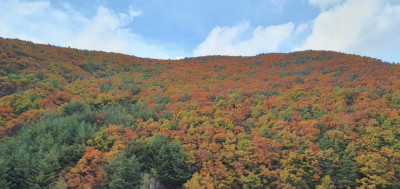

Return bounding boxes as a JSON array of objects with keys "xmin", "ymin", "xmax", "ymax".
[{"xmin": 1, "ymin": 37, "xmax": 400, "ymax": 188}]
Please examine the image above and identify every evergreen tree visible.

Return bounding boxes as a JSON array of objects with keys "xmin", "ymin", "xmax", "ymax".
[
  {"xmin": 318, "ymin": 134, "xmax": 341, "ymax": 153},
  {"xmin": 104, "ymin": 152, "xmax": 142, "ymax": 189},
  {"xmin": 7, "ymin": 144, "xmax": 32, "ymax": 188},
  {"xmin": 27, "ymin": 150, "xmax": 61, "ymax": 188},
  {"xmin": 0, "ymin": 158, "xmax": 12, "ymax": 189},
  {"xmin": 335, "ymin": 143, "xmax": 358, "ymax": 188},
  {"xmin": 0, "ymin": 112, "xmax": 98, "ymax": 188},
  {"xmin": 146, "ymin": 135, "xmax": 193, "ymax": 188},
  {"xmin": 120, "ymin": 135, "xmax": 193, "ymax": 188}
]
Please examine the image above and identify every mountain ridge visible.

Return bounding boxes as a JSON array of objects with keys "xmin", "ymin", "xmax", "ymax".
[{"xmin": 1, "ymin": 37, "xmax": 392, "ymax": 63}]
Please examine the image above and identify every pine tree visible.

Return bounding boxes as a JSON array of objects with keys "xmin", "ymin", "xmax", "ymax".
[
  {"xmin": 27, "ymin": 151, "xmax": 61, "ymax": 188},
  {"xmin": 8, "ymin": 145, "xmax": 33, "ymax": 188},
  {"xmin": 0, "ymin": 158, "xmax": 12, "ymax": 189},
  {"xmin": 336, "ymin": 144, "xmax": 358, "ymax": 188},
  {"xmin": 146, "ymin": 135, "xmax": 193, "ymax": 188},
  {"xmin": 104, "ymin": 152, "xmax": 143, "ymax": 189}
]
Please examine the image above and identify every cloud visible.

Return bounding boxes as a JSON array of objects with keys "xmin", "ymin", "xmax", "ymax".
[
  {"xmin": 298, "ymin": 0, "xmax": 400, "ymax": 62},
  {"xmin": 1, "ymin": 0, "xmax": 399, "ymax": 62},
  {"xmin": 6, "ymin": 0, "xmax": 50, "ymax": 16},
  {"xmin": 67, "ymin": 6, "xmax": 142, "ymax": 55},
  {"xmin": 0, "ymin": 0, "xmax": 184, "ymax": 59},
  {"xmin": 308, "ymin": 0, "xmax": 345, "ymax": 10},
  {"xmin": 271, "ymin": 0, "xmax": 287, "ymax": 12},
  {"xmin": 193, "ymin": 22, "xmax": 294, "ymax": 56}
]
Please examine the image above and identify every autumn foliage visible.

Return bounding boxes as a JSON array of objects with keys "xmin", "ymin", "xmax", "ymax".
[{"xmin": 1, "ymin": 37, "xmax": 400, "ymax": 188}]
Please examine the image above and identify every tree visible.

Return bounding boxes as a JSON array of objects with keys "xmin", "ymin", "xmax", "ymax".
[
  {"xmin": 60, "ymin": 101, "xmax": 89, "ymax": 116},
  {"xmin": 0, "ymin": 158, "xmax": 12, "ymax": 188},
  {"xmin": 104, "ymin": 152, "xmax": 142, "ymax": 189},
  {"xmin": 241, "ymin": 172, "xmax": 262, "ymax": 189},
  {"xmin": 354, "ymin": 148, "xmax": 398, "ymax": 188},
  {"xmin": 335, "ymin": 143, "xmax": 358, "ymax": 188},
  {"xmin": 115, "ymin": 135, "xmax": 193, "ymax": 188},
  {"xmin": 63, "ymin": 148, "xmax": 107, "ymax": 188},
  {"xmin": 27, "ymin": 150, "xmax": 61, "ymax": 188},
  {"xmin": 145, "ymin": 135, "xmax": 193, "ymax": 188},
  {"xmin": 279, "ymin": 150, "xmax": 315, "ymax": 188},
  {"xmin": 184, "ymin": 172, "xmax": 214, "ymax": 189},
  {"xmin": 184, "ymin": 172, "xmax": 204, "ymax": 189},
  {"xmin": 316, "ymin": 175, "xmax": 335, "ymax": 189}
]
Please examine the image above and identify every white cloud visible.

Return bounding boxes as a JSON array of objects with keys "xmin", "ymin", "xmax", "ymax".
[
  {"xmin": 298, "ymin": 0, "xmax": 400, "ymax": 62},
  {"xmin": 1, "ymin": 0, "xmax": 399, "ymax": 62},
  {"xmin": 193, "ymin": 22, "xmax": 294, "ymax": 56},
  {"xmin": 8, "ymin": 0, "xmax": 50, "ymax": 16},
  {"xmin": 294, "ymin": 23, "xmax": 309, "ymax": 35},
  {"xmin": 0, "ymin": 0, "xmax": 183, "ymax": 59},
  {"xmin": 271, "ymin": 0, "xmax": 287, "ymax": 12},
  {"xmin": 308, "ymin": 0, "xmax": 345, "ymax": 10}
]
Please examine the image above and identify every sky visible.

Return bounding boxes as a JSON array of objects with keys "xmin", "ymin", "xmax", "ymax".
[{"xmin": 0, "ymin": 0, "xmax": 399, "ymax": 63}]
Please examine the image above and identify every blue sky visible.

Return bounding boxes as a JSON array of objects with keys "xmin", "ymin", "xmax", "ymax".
[{"xmin": 0, "ymin": 0, "xmax": 399, "ymax": 63}]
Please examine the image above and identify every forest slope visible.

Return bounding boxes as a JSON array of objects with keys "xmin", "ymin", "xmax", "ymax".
[{"xmin": 1, "ymin": 38, "xmax": 400, "ymax": 188}]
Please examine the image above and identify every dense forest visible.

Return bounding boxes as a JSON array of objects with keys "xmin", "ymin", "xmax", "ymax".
[{"xmin": 1, "ymin": 37, "xmax": 400, "ymax": 188}]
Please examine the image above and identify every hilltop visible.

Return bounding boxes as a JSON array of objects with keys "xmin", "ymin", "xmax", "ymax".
[{"xmin": 1, "ymin": 38, "xmax": 400, "ymax": 188}]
